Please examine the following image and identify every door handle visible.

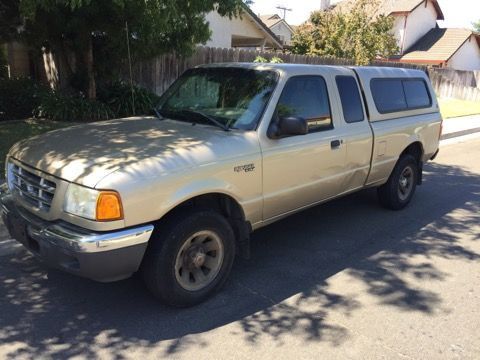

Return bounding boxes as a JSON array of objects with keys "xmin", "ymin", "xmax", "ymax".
[{"xmin": 331, "ymin": 139, "xmax": 342, "ymax": 149}]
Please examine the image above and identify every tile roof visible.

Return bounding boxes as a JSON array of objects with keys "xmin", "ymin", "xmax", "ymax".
[
  {"xmin": 397, "ymin": 28, "xmax": 479, "ymax": 63},
  {"xmin": 334, "ymin": 0, "xmax": 444, "ymax": 20},
  {"xmin": 259, "ymin": 15, "xmax": 283, "ymax": 28}
]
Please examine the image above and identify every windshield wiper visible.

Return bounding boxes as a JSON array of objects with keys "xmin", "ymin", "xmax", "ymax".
[{"xmin": 178, "ymin": 109, "xmax": 230, "ymax": 131}]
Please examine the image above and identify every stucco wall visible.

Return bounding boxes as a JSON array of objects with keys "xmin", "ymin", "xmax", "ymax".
[
  {"xmin": 392, "ymin": 15, "xmax": 407, "ymax": 51},
  {"xmin": 399, "ymin": 0, "xmax": 438, "ymax": 53},
  {"xmin": 205, "ymin": 11, "xmax": 268, "ymax": 48},
  {"xmin": 447, "ymin": 37, "xmax": 480, "ymax": 71}
]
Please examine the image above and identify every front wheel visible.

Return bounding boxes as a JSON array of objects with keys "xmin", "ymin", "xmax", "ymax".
[
  {"xmin": 141, "ymin": 210, "xmax": 236, "ymax": 307},
  {"xmin": 377, "ymin": 154, "xmax": 419, "ymax": 210}
]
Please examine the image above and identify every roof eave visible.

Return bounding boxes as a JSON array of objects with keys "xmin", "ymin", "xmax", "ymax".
[{"xmin": 241, "ymin": 4, "xmax": 283, "ymax": 49}]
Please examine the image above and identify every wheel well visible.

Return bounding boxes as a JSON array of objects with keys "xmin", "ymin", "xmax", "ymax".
[
  {"xmin": 400, "ymin": 141, "xmax": 424, "ymax": 185},
  {"xmin": 158, "ymin": 193, "xmax": 251, "ymax": 258},
  {"xmin": 401, "ymin": 142, "xmax": 423, "ymax": 163}
]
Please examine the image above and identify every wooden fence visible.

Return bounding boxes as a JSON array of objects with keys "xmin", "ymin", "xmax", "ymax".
[
  {"xmin": 131, "ymin": 45, "xmax": 480, "ymax": 102},
  {"xmin": 429, "ymin": 70, "xmax": 480, "ymax": 102},
  {"xmin": 130, "ymin": 46, "xmax": 425, "ymax": 95}
]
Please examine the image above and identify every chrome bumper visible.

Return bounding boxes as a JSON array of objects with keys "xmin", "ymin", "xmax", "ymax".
[{"xmin": 1, "ymin": 188, "xmax": 154, "ymax": 282}]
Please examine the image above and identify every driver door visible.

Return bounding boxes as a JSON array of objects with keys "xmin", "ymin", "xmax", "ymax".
[{"xmin": 260, "ymin": 74, "xmax": 347, "ymax": 220}]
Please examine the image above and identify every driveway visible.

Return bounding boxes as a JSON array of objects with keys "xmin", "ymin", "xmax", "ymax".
[{"xmin": 1, "ymin": 136, "xmax": 479, "ymax": 359}]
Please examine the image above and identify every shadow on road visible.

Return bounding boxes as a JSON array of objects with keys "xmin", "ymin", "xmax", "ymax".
[{"xmin": 0, "ymin": 161, "xmax": 479, "ymax": 358}]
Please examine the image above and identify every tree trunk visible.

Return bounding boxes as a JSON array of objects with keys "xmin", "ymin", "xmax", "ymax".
[{"xmin": 84, "ymin": 36, "xmax": 96, "ymax": 99}]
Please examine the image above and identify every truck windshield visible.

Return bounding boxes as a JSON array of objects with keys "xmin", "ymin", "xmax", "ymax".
[{"xmin": 157, "ymin": 67, "xmax": 278, "ymax": 130}]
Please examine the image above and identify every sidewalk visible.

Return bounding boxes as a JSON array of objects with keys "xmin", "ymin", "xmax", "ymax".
[{"xmin": 441, "ymin": 114, "xmax": 480, "ymax": 140}]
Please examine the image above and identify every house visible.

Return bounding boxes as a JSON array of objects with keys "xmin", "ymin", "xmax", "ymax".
[
  {"xmin": 333, "ymin": 0, "xmax": 480, "ymax": 70},
  {"xmin": 394, "ymin": 28, "xmax": 480, "ymax": 70},
  {"xmin": 259, "ymin": 14, "xmax": 295, "ymax": 47},
  {"xmin": 205, "ymin": 5, "xmax": 283, "ymax": 50}
]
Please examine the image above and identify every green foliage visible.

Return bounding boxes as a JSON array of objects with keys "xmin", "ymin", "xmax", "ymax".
[
  {"xmin": 0, "ymin": 77, "xmax": 50, "ymax": 121},
  {"xmin": 4, "ymin": 0, "xmax": 244, "ymax": 98},
  {"xmin": 253, "ymin": 56, "xmax": 284, "ymax": 63},
  {"xmin": 35, "ymin": 92, "xmax": 114, "ymax": 122},
  {"xmin": 97, "ymin": 81, "xmax": 160, "ymax": 118},
  {"xmin": 291, "ymin": 0, "xmax": 398, "ymax": 65},
  {"xmin": 473, "ymin": 20, "xmax": 480, "ymax": 33},
  {"xmin": 254, "ymin": 56, "xmax": 269, "ymax": 63},
  {"xmin": 0, "ymin": 46, "xmax": 8, "ymax": 79},
  {"xmin": 0, "ymin": 76, "xmax": 159, "ymax": 122}
]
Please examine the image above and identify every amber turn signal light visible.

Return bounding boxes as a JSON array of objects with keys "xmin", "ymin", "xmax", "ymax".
[{"xmin": 96, "ymin": 191, "xmax": 124, "ymax": 221}]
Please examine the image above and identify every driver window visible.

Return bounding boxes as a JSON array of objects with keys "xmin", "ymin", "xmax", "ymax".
[{"xmin": 275, "ymin": 76, "xmax": 333, "ymax": 133}]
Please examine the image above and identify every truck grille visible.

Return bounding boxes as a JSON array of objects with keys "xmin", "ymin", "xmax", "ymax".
[{"xmin": 9, "ymin": 162, "xmax": 56, "ymax": 211}]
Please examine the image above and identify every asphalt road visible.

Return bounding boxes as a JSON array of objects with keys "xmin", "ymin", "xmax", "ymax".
[{"xmin": 1, "ymin": 136, "xmax": 479, "ymax": 359}]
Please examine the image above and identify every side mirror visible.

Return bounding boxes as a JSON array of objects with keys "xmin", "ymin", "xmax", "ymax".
[{"xmin": 267, "ymin": 116, "xmax": 308, "ymax": 139}]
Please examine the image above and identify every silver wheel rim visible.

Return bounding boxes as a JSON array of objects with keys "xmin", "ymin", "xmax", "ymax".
[
  {"xmin": 174, "ymin": 230, "xmax": 224, "ymax": 291},
  {"xmin": 398, "ymin": 166, "xmax": 414, "ymax": 201}
]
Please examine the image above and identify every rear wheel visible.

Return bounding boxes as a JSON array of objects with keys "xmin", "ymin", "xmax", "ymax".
[
  {"xmin": 377, "ymin": 154, "xmax": 418, "ymax": 210},
  {"xmin": 141, "ymin": 210, "xmax": 235, "ymax": 307}
]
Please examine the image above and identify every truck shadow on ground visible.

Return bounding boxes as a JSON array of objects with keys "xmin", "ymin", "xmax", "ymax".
[{"xmin": 0, "ymin": 161, "xmax": 479, "ymax": 358}]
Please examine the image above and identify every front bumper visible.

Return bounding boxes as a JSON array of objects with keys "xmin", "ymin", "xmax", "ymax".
[{"xmin": 0, "ymin": 190, "xmax": 154, "ymax": 282}]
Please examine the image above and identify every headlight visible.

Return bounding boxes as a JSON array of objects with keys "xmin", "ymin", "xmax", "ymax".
[{"xmin": 64, "ymin": 183, "xmax": 123, "ymax": 221}]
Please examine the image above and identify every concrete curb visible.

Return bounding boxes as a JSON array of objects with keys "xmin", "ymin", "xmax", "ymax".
[{"xmin": 441, "ymin": 127, "xmax": 480, "ymax": 140}]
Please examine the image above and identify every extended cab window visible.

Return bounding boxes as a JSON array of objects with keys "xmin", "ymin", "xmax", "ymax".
[
  {"xmin": 371, "ymin": 78, "xmax": 432, "ymax": 114},
  {"xmin": 275, "ymin": 76, "xmax": 333, "ymax": 133},
  {"xmin": 336, "ymin": 76, "xmax": 364, "ymax": 123}
]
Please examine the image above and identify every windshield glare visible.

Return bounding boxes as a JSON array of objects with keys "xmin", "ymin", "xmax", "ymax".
[{"xmin": 158, "ymin": 67, "xmax": 278, "ymax": 130}]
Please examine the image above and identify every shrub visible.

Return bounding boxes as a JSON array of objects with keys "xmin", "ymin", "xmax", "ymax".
[
  {"xmin": 35, "ymin": 92, "xmax": 114, "ymax": 122},
  {"xmin": 253, "ymin": 56, "xmax": 268, "ymax": 63},
  {"xmin": 97, "ymin": 81, "xmax": 160, "ymax": 118},
  {"xmin": 0, "ymin": 77, "xmax": 50, "ymax": 121},
  {"xmin": 253, "ymin": 55, "xmax": 284, "ymax": 64},
  {"xmin": 270, "ymin": 56, "xmax": 284, "ymax": 64},
  {"xmin": 0, "ymin": 47, "xmax": 8, "ymax": 80},
  {"xmin": 0, "ymin": 77, "xmax": 159, "ymax": 122}
]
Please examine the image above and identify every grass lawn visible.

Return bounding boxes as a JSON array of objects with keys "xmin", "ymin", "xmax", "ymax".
[
  {"xmin": 438, "ymin": 98, "xmax": 480, "ymax": 119},
  {"xmin": 0, "ymin": 119, "xmax": 76, "ymax": 178}
]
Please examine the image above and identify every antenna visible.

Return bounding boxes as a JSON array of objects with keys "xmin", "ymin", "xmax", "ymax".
[
  {"xmin": 275, "ymin": 5, "xmax": 292, "ymax": 20},
  {"xmin": 125, "ymin": 21, "xmax": 136, "ymax": 116}
]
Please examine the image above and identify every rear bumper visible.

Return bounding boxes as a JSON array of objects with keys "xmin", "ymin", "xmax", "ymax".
[{"xmin": 1, "ymin": 190, "xmax": 153, "ymax": 282}]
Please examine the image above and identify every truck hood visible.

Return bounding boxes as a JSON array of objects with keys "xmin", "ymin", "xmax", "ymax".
[{"xmin": 8, "ymin": 117, "xmax": 259, "ymax": 188}]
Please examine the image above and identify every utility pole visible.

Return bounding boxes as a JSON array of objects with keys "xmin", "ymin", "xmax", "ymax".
[{"xmin": 276, "ymin": 5, "xmax": 292, "ymax": 20}]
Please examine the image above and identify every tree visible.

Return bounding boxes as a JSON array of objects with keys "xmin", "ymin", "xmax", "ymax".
[
  {"xmin": 291, "ymin": 0, "xmax": 398, "ymax": 65},
  {"xmin": 473, "ymin": 20, "xmax": 480, "ymax": 33},
  {"xmin": 2, "ymin": 0, "xmax": 243, "ymax": 99}
]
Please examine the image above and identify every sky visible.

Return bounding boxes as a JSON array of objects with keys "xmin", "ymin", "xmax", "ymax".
[{"xmin": 250, "ymin": 0, "xmax": 480, "ymax": 28}]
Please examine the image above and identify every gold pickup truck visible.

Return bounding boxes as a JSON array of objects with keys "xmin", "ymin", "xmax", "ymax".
[{"xmin": 1, "ymin": 63, "xmax": 441, "ymax": 306}]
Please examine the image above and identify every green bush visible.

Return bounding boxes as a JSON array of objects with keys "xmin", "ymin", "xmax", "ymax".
[
  {"xmin": 0, "ymin": 47, "xmax": 8, "ymax": 80},
  {"xmin": 0, "ymin": 77, "xmax": 159, "ymax": 122},
  {"xmin": 0, "ymin": 77, "xmax": 50, "ymax": 121},
  {"xmin": 35, "ymin": 92, "xmax": 114, "ymax": 122},
  {"xmin": 98, "ymin": 81, "xmax": 160, "ymax": 118}
]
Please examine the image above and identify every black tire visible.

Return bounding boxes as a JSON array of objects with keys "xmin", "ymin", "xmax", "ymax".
[
  {"xmin": 141, "ymin": 210, "xmax": 236, "ymax": 307},
  {"xmin": 377, "ymin": 154, "xmax": 418, "ymax": 210}
]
